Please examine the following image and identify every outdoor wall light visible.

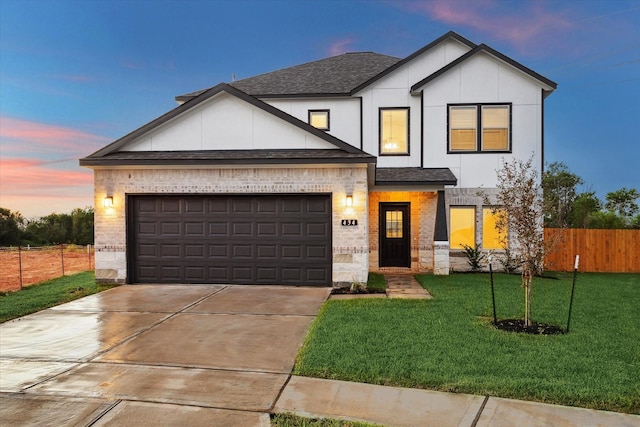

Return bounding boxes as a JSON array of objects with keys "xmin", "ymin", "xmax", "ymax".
[
  {"xmin": 103, "ymin": 196, "xmax": 114, "ymax": 208},
  {"xmin": 346, "ymin": 195, "xmax": 353, "ymax": 207}
]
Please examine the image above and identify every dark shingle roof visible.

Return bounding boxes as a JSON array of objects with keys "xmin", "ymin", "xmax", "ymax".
[
  {"xmin": 80, "ymin": 149, "xmax": 375, "ymax": 167},
  {"xmin": 375, "ymin": 168, "xmax": 457, "ymax": 186},
  {"xmin": 176, "ymin": 52, "xmax": 401, "ymax": 101}
]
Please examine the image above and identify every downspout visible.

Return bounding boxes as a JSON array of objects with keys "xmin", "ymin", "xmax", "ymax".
[{"xmin": 420, "ymin": 91, "xmax": 424, "ymax": 168}]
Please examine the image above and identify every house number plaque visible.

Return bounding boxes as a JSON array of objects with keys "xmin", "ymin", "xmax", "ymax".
[{"xmin": 341, "ymin": 219, "xmax": 358, "ymax": 226}]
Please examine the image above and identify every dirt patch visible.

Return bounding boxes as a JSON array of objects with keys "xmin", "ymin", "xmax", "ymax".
[
  {"xmin": 0, "ymin": 247, "xmax": 94, "ymax": 292},
  {"xmin": 494, "ymin": 319, "xmax": 566, "ymax": 335}
]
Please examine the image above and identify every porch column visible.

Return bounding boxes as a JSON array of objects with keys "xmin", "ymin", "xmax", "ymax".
[{"xmin": 433, "ymin": 190, "xmax": 450, "ymax": 275}]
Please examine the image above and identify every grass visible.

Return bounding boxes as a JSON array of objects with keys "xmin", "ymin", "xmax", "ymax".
[
  {"xmin": 0, "ymin": 272, "xmax": 118, "ymax": 323},
  {"xmin": 271, "ymin": 413, "xmax": 381, "ymax": 427},
  {"xmin": 294, "ymin": 272, "xmax": 640, "ymax": 414},
  {"xmin": 366, "ymin": 272, "xmax": 386, "ymax": 292}
]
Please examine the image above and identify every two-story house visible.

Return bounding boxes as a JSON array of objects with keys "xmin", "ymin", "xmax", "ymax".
[{"xmin": 80, "ymin": 31, "xmax": 556, "ymax": 286}]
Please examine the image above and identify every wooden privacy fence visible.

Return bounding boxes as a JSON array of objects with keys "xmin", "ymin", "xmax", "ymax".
[{"xmin": 544, "ymin": 228, "xmax": 640, "ymax": 273}]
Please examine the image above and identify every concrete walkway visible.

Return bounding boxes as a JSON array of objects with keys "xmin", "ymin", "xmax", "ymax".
[
  {"xmin": 329, "ymin": 274, "xmax": 432, "ymax": 300},
  {"xmin": 1, "ymin": 283, "xmax": 638, "ymax": 426},
  {"xmin": 384, "ymin": 274, "xmax": 432, "ymax": 299}
]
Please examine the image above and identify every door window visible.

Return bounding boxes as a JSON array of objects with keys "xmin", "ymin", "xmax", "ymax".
[{"xmin": 385, "ymin": 210, "xmax": 403, "ymax": 238}]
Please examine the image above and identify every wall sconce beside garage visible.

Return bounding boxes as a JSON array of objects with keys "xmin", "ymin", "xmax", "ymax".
[
  {"xmin": 346, "ymin": 194, "xmax": 353, "ymax": 207},
  {"xmin": 103, "ymin": 196, "xmax": 114, "ymax": 208}
]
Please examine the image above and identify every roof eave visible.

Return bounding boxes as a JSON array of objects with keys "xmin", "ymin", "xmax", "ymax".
[
  {"xmin": 374, "ymin": 180, "xmax": 457, "ymax": 186},
  {"xmin": 79, "ymin": 156, "xmax": 376, "ymax": 168}
]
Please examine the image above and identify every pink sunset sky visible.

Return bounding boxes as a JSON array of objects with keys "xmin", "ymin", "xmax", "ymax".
[{"xmin": 1, "ymin": 0, "xmax": 638, "ymax": 218}]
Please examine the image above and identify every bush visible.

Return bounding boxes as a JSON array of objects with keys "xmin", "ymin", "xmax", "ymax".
[{"xmin": 461, "ymin": 244, "xmax": 485, "ymax": 272}]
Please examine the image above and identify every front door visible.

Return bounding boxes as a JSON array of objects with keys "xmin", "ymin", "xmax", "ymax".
[{"xmin": 379, "ymin": 203, "xmax": 410, "ymax": 267}]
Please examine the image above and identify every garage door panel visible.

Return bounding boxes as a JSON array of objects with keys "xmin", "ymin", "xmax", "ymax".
[
  {"xmin": 209, "ymin": 199, "xmax": 230, "ymax": 213},
  {"xmin": 257, "ymin": 245, "xmax": 277, "ymax": 258},
  {"xmin": 307, "ymin": 245, "xmax": 328, "ymax": 259},
  {"xmin": 256, "ymin": 222, "xmax": 276, "ymax": 236},
  {"xmin": 137, "ymin": 244, "xmax": 157, "ymax": 257},
  {"xmin": 307, "ymin": 223, "xmax": 329, "ymax": 236},
  {"xmin": 282, "ymin": 199, "xmax": 303, "ymax": 213},
  {"xmin": 130, "ymin": 195, "xmax": 331, "ymax": 285},
  {"xmin": 185, "ymin": 267, "xmax": 205, "ymax": 281},
  {"xmin": 185, "ymin": 245, "xmax": 204, "ymax": 258},
  {"xmin": 138, "ymin": 223, "xmax": 157, "ymax": 235},
  {"xmin": 160, "ymin": 244, "xmax": 180, "ymax": 257},
  {"xmin": 161, "ymin": 222, "xmax": 180, "ymax": 235},
  {"xmin": 161, "ymin": 199, "xmax": 181, "ymax": 213},
  {"xmin": 306, "ymin": 268, "xmax": 328, "ymax": 282},
  {"xmin": 209, "ymin": 222, "xmax": 228, "ymax": 236},
  {"xmin": 232, "ymin": 199, "xmax": 253, "ymax": 214},
  {"xmin": 232, "ymin": 245, "xmax": 253, "ymax": 258},
  {"xmin": 307, "ymin": 198, "xmax": 330, "ymax": 213},
  {"xmin": 281, "ymin": 223, "xmax": 302, "ymax": 236},
  {"xmin": 209, "ymin": 244, "xmax": 228, "ymax": 258},
  {"xmin": 232, "ymin": 222, "xmax": 253, "ymax": 236},
  {"xmin": 185, "ymin": 199, "xmax": 205, "ymax": 213},
  {"xmin": 257, "ymin": 199, "xmax": 278, "ymax": 213}
]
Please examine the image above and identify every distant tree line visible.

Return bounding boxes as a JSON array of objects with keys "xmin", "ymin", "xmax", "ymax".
[
  {"xmin": 542, "ymin": 162, "xmax": 639, "ymax": 229},
  {"xmin": 0, "ymin": 207, "xmax": 94, "ymax": 246}
]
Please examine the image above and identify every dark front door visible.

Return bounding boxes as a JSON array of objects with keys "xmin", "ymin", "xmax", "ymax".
[{"xmin": 379, "ymin": 203, "xmax": 410, "ymax": 267}]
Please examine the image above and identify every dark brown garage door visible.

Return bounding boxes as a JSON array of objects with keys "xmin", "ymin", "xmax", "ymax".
[{"xmin": 128, "ymin": 194, "xmax": 332, "ymax": 285}]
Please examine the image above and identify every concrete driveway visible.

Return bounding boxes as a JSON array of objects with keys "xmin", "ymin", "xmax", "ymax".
[{"xmin": 0, "ymin": 284, "xmax": 330, "ymax": 426}]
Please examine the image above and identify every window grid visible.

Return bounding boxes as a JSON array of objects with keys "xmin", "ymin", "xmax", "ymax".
[
  {"xmin": 385, "ymin": 210, "xmax": 403, "ymax": 238},
  {"xmin": 448, "ymin": 104, "xmax": 511, "ymax": 153}
]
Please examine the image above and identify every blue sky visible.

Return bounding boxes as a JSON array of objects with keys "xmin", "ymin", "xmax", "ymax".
[{"xmin": 1, "ymin": 0, "xmax": 639, "ymax": 218}]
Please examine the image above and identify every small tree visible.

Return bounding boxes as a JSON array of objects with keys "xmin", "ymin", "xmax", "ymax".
[{"xmin": 482, "ymin": 156, "xmax": 546, "ymax": 327}]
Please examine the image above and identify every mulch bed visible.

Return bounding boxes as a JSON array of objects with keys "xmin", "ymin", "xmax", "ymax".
[
  {"xmin": 493, "ymin": 319, "xmax": 566, "ymax": 335},
  {"xmin": 331, "ymin": 287, "xmax": 386, "ymax": 295}
]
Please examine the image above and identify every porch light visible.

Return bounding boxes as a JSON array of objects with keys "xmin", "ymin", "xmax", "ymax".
[
  {"xmin": 346, "ymin": 195, "xmax": 353, "ymax": 207},
  {"xmin": 103, "ymin": 196, "xmax": 114, "ymax": 208}
]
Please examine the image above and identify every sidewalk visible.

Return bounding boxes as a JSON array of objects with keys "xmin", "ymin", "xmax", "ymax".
[{"xmin": 274, "ymin": 376, "xmax": 640, "ymax": 427}]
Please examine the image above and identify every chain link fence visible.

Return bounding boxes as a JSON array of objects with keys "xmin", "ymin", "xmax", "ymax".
[{"xmin": 0, "ymin": 244, "xmax": 94, "ymax": 292}]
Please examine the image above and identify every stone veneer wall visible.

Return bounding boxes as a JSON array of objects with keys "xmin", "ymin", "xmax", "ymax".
[
  {"xmin": 368, "ymin": 191, "xmax": 438, "ymax": 273},
  {"xmin": 93, "ymin": 166, "xmax": 369, "ymax": 285}
]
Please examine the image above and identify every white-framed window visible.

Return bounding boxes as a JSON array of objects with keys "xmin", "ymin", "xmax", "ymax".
[
  {"xmin": 308, "ymin": 110, "xmax": 329, "ymax": 130},
  {"xmin": 380, "ymin": 107, "xmax": 409, "ymax": 155},
  {"xmin": 449, "ymin": 104, "xmax": 511, "ymax": 152}
]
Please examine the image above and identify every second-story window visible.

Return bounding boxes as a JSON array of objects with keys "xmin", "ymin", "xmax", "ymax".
[
  {"xmin": 449, "ymin": 104, "xmax": 511, "ymax": 153},
  {"xmin": 380, "ymin": 107, "xmax": 409, "ymax": 155},
  {"xmin": 309, "ymin": 110, "xmax": 329, "ymax": 130}
]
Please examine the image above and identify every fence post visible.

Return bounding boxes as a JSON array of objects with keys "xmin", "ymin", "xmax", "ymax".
[
  {"xmin": 60, "ymin": 243, "xmax": 65, "ymax": 276},
  {"xmin": 87, "ymin": 244, "xmax": 92, "ymax": 270},
  {"xmin": 566, "ymin": 255, "xmax": 579, "ymax": 333},
  {"xmin": 18, "ymin": 246, "xmax": 23, "ymax": 290}
]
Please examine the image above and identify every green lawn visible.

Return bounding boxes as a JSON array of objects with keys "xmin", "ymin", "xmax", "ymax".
[
  {"xmin": 294, "ymin": 273, "xmax": 640, "ymax": 414},
  {"xmin": 0, "ymin": 272, "xmax": 118, "ymax": 323},
  {"xmin": 271, "ymin": 413, "xmax": 380, "ymax": 427}
]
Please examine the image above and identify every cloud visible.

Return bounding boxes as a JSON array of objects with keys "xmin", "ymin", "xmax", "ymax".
[
  {"xmin": 399, "ymin": 0, "xmax": 575, "ymax": 56},
  {"xmin": 0, "ymin": 157, "xmax": 94, "ymax": 217},
  {"xmin": 328, "ymin": 37, "xmax": 356, "ymax": 56},
  {"xmin": 0, "ymin": 116, "xmax": 109, "ymax": 156},
  {"xmin": 0, "ymin": 158, "xmax": 93, "ymax": 193}
]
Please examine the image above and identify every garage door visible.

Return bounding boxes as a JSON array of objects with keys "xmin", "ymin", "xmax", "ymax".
[{"xmin": 128, "ymin": 195, "xmax": 332, "ymax": 285}]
